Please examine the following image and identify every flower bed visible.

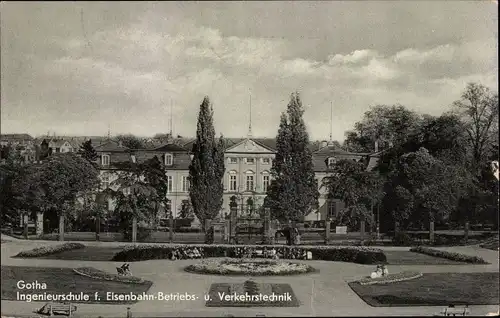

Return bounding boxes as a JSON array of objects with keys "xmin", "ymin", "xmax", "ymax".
[
  {"xmin": 356, "ymin": 271, "xmax": 423, "ymax": 285},
  {"xmin": 185, "ymin": 258, "xmax": 315, "ymax": 276},
  {"xmin": 111, "ymin": 244, "xmax": 386, "ymax": 264},
  {"xmin": 409, "ymin": 246, "xmax": 489, "ymax": 264},
  {"xmin": 14, "ymin": 243, "xmax": 85, "ymax": 258},
  {"xmin": 72, "ymin": 267, "xmax": 149, "ymax": 285}
]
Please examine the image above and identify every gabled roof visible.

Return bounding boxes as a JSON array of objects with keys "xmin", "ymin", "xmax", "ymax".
[
  {"xmin": 225, "ymin": 138, "xmax": 276, "ymax": 153},
  {"xmin": 95, "ymin": 140, "xmax": 129, "ymax": 152},
  {"xmin": 153, "ymin": 143, "xmax": 188, "ymax": 152},
  {"xmin": 313, "ymin": 143, "xmax": 371, "ymax": 156}
]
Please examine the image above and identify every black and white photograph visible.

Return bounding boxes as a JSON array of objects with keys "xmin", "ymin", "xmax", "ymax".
[{"xmin": 0, "ymin": 1, "xmax": 498, "ymax": 317}]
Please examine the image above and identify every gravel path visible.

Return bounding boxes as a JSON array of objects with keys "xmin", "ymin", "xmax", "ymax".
[{"xmin": 1, "ymin": 240, "xmax": 498, "ymax": 317}]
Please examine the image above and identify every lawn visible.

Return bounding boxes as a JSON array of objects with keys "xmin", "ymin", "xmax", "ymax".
[
  {"xmin": 349, "ymin": 272, "xmax": 500, "ymax": 307},
  {"xmin": 1, "ymin": 266, "xmax": 153, "ymax": 304},
  {"xmin": 35, "ymin": 246, "xmax": 124, "ymax": 261},
  {"xmin": 384, "ymin": 251, "xmax": 468, "ymax": 265}
]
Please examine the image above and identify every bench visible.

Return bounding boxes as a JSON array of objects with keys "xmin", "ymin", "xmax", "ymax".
[
  {"xmin": 439, "ymin": 305, "xmax": 470, "ymax": 316},
  {"xmin": 38, "ymin": 302, "xmax": 77, "ymax": 316}
]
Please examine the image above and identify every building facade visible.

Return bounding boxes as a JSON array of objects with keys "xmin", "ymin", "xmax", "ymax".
[{"xmin": 94, "ymin": 137, "xmax": 379, "ymax": 222}]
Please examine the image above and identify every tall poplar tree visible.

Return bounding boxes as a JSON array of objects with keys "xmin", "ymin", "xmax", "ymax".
[
  {"xmin": 266, "ymin": 93, "xmax": 319, "ymax": 222},
  {"xmin": 188, "ymin": 96, "xmax": 225, "ymax": 236}
]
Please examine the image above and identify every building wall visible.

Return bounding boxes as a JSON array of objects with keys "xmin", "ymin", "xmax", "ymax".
[{"xmin": 222, "ymin": 151, "xmax": 274, "ymax": 217}]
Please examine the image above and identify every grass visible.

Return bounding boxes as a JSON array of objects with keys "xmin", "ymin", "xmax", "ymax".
[
  {"xmin": 383, "ymin": 251, "xmax": 468, "ymax": 265},
  {"xmin": 356, "ymin": 271, "xmax": 423, "ymax": 285},
  {"xmin": 14, "ymin": 243, "xmax": 85, "ymax": 258},
  {"xmin": 35, "ymin": 246, "xmax": 124, "ymax": 261},
  {"xmin": 409, "ymin": 246, "xmax": 489, "ymax": 264},
  {"xmin": 1, "ymin": 266, "xmax": 153, "ymax": 304},
  {"xmin": 349, "ymin": 272, "xmax": 500, "ymax": 307}
]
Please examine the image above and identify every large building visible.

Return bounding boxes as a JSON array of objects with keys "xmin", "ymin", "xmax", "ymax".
[{"xmin": 93, "ymin": 136, "xmax": 380, "ymax": 222}]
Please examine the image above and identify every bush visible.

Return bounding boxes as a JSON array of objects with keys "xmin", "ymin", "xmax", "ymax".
[
  {"xmin": 112, "ymin": 244, "xmax": 387, "ymax": 264},
  {"xmin": 355, "ymin": 271, "xmax": 423, "ymax": 285},
  {"xmin": 72, "ymin": 267, "xmax": 149, "ymax": 284},
  {"xmin": 14, "ymin": 243, "xmax": 85, "ymax": 258},
  {"xmin": 409, "ymin": 246, "xmax": 489, "ymax": 264},
  {"xmin": 392, "ymin": 232, "xmax": 415, "ymax": 246},
  {"xmin": 185, "ymin": 258, "xmax": 316, "ymax": 276},
  {"xmin": 123, "ymin": 227, "xmax": 152, "ymax": 242},
  {"xmin": 175, "ymin": 227, "xmax": 202, "ymax": 233}
]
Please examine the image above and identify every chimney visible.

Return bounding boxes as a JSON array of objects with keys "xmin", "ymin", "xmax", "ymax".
[
  {"xmin": 321, "ymin": 140, "xmax": 328, "ymax": 149},
  {"xmin": 374, "ymin": 140, "xmax": 379, "ymax": 153},
  {"xmin": 118, "ymin": 140, "xmax": 123, "ymax": 148}
]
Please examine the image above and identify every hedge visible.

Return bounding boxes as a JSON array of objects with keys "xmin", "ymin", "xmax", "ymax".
[
  {"xmin": 112, "ymin": 244, "xmax": 387, "ymax": 264},
  {"xmin": 185, "ymin": 258, "xmax": 316, "ymax": 276},
  {"xmin": 355, "ymin": 271, "xmax": 423, "ymax": 285},
  {"xmin": 409, "ymin": 246, "xmax": 489, "ymax": 264},
  {"xmin": 72, "ymin": 267, "xmax": 150, "ymax": 285},
  {"xmin": 14, "ymin": 243, "xmax": 85, "ymax": 258}
]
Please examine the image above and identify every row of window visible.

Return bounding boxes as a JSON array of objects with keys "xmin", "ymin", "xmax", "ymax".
[
  {"xmin": 101, "ymin": 153, "xmax": 174, "ymax": 167},
  {"xmin": 101, "ymin": 175, "xmax": 190, "ymax": 193},
  {"xmin": 227, "ymin": 157, "xmax": 271, "ymax": 164},
  {"xmin": 228, "ymin": 173, "xmax": 270, "ymax": 192},
  {"xmin": 101, "ymin": 154, "xmax": 272, "ymax": 167},
  {"xmin": 101, "ymin": 173, "xmax": 270, "ymax": 193}
]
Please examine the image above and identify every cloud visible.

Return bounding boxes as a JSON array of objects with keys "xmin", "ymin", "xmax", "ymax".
[{"xmin": 2, "ymin": 6, "xmax": 497, "ymax": 141}]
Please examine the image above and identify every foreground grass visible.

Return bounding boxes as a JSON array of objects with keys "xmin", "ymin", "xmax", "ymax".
[
  {"xmin": 349, "ymin": 272, "xmax": 499, "ymax": 307},
  {"xmin": 35, "ymin": 246, "xmax": 124, "ymax": 261},
  {"xmin": 383, "ymin": 251, "xmax": 468, "ymax": 265},
  {"xmin": 1, "ymin": 266, "xmax": 152, "ymax": 304}
]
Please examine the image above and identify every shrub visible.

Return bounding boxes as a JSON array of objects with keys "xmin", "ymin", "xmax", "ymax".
[
  {"xmin": 72, "ymin": 267, "xmax": 149, "ymax": 284},
  {"xmin": 123, "ymin": 227, "xmax": 152, "ymax": 242},
  {"xmin": 355, "ymin": 271, "xmax": 423, "ymax": 285},
  {"xmin": 409, "ymin": 246, "xmax": 489, "ymax": 264},
  {"xmin": 14, "ymin": 243, "xmax": 85, "ymax": 258},
  {"xmin": 185, "ymin": 258, "xmax": 315, "ymax": 276},
  {"xmin": 112, "ymin": 244, "xmax": 387, "ymax": 264},
  {"xmin": 392, "ymin": 232, "xmax": 415, "ymax": 246}
]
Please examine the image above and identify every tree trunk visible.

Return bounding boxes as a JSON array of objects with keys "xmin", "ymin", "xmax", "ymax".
[
  {"xmin": 23, "ymin": 214, "xmax": 28, "ymax": 239},
  {"xmin": 95, "ymin": 214, "xmax": 100, "ymax": 241},
  {"xmin": 132, "ymin": 217, "xmax": 137, "ymax": 243},
  {"xmin": 429, "ymin": 221, "xmax": 435, "ymax": 245},
  {"xmin": 58, "ymin": 214, "xmax": 65, "ymax": 241},
  {"xmin": 464, "ymin": 221, "xmax": 469, "ymax": 243},
  {"xmin": 360, "ymin": 220, "xmax": 366, "ymax": 241},
  {"xmin": 204, "ymin": 218, "xmax": 213, "ymax": 244}
]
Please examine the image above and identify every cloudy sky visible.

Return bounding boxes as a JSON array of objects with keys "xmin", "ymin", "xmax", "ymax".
[{"xmin": 1, "ymin": 1, "xmax": 498, "ymax": 141}]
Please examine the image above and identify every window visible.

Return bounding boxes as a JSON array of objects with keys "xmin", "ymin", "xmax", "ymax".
[
  {"xmin": 164, "ymin": 153, "xmax": 173, "ymax": 166},
  {"xmin": 263, "ymin": 174, "xmax": 270, "ymax": 192},
  {"xmin": 229, "ymin": 172, "xmax": 237, "ymax": 191},
  {"xmin": 102, "ymin": 155, "xmax": 110, "ymax": 166},
  {"xmin": 228, "ymin": 157, "xmax": 238, "ymax": 164},
  {"xmin": 327, "ymin": 157, "xmax": 336, "ymax": 167},
  {"xmin": 101, "ymin": 174, "xmax": 110, "ymax": 189},
  {"xmin": 328, "ymin": 200, "xmax": 337, "ymax": 218},
  {"xmin": 123, "ymin": 187, "xmax": 131, "ymax": 195},
  {"xmin": 131, "ymin": 155, "xmax": 136, "ymax": 163},
  {"xmin": 245, "ymin": 158, "xmax": 255, "ymax": 164},
  {"xmin": 167, "ymin": 176, "xmax": 173, "ymax": 193},
  {"xmin": 246, "ymin": 174, "xmax": 254, "ymax": 191},
  {"xmin": 182, "ymin": 176, "xmax": 190, "ymax": 192},
  {"xmin": 262, "ymin": 158, "xmax": 271, "ymax": 164}
]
